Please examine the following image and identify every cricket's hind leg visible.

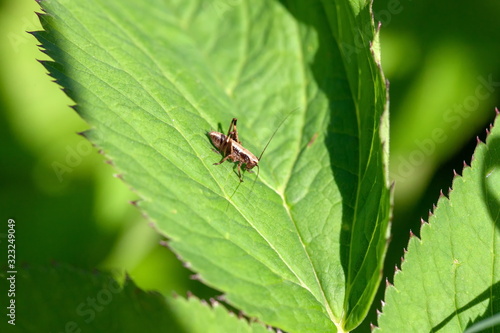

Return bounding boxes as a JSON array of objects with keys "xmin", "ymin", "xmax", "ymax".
[
  {"xmin": 214, "ymin": 154, "xmax": 232, "ymax": 166},
  {"xmin": 227, "ymin": 118, "xmax": 240, "ymax": 143}
]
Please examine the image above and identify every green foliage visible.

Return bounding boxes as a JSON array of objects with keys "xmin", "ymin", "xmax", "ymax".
[
  {"xmin": 1, "ymin": 264, "xmax": 268, "ymax": 333},
  {"xmin": 22, "ymin": 0, "xmax": 500, "ymax": 331},
  {"xmin": 33, "ymin": 0, "xmax": 389, "ymax": 331},
  {"xmin": 376, "ymin": 114, "xmax": 500, "ymax": 332},
  {"xmin": 16, "ymin": 265, "xmax": 184, "ymax": 333},
  {"xmin": 464, "ymin": 313, "xmax": 500, "ymax": 333},
  {"xmin": 169, "ymin": 295, "xmax": 270, "ymax": 333}
]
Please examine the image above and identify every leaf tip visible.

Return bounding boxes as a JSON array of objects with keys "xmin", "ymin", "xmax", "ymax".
[
  {"xmin": 36, "ymin": 58, "xmax": 50, "ymax": 66},
  {"xmin": 34, "ymin": 10, "xmax": 45, "ymax": 17},
  {"xmin": 216, "ymin": 294, "xmax": 227, "ymax": 302},
  {"xmin": 209, "ymin": 298, "xmax": 219, "ymax": 307},
  {"xmin": 123, "ymin": 272, "xmax": 132, "ymax": 282},
  {"xmin": 172, "ymin": 251, "xmax": 184, "ymax": 262},
  {"xmin": 76, "ymin": 130, "xmax": 95, "ymax": 144},
  {"xmin": 238, "ymin": 310, "xmax": 246, "ymax": 319},
  {"xmin": 129, "ymin": 199, "xmax": 140, "ymax": 206},
  {"xmin": 409, "ymin": 229, "xmax": 416, "ymax": 238},
  {"xmin": 190, "ymin": 273, "xmax": 202, "ymax": 281},
  {"xmin": 60, "ymin": 86, "xmax": 72, "ymax": 96}
]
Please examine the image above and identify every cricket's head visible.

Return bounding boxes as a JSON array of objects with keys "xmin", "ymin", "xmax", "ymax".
[
  {"xmin": 245, "ymin": 158, "xmax": 259, "ymax": 170},
  {"xmin": 208, "ymin": 131, "xmax": 225, "ymax": 149}
]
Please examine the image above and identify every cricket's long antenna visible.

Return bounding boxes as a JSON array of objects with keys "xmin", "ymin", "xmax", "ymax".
[
  {"xmin": 258, "ymin": 107, "xmax": 300, "ymax": 161},
  {"xmin": 250, "ymin": 107, "xmax": 300, "ymax": 192},
  {"xmin": 224, "ymin": 179, "xmax": 242, "ymax": 212},
  {"xmin": 250, "ymin": 165, "xmax": 260, "ymax": 193},
  {"xmin": 230, "ymin": 179, "xmax": 242, "ymax": 197}
]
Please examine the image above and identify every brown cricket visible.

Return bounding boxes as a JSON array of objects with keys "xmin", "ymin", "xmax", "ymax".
[
  {"xmin": 208, "ymin": 118, "xmax": 259, "ymax": 182},
  {"xmin": 208, "ymin": 111, "xmax": 296, "ymax": 182}
]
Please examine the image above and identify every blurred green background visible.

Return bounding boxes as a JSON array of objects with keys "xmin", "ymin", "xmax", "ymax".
[{"xmin": 0, "ymin": 0, "xmax": 499, "ymax": 331}]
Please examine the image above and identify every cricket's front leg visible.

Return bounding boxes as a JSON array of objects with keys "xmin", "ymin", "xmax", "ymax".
[
  {"xmin": 236, "ymin": 161, "xmax": 244, "ymax": 182},
  {"xmin": 213, "ymin": 154, "xmax": 231, "ymax": 166}
]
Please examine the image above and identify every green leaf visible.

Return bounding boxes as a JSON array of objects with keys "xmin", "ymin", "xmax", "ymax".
[
  {"xmin": 0, "ymin": 264, "xmax": 267, "ymax": 333},
  {"xmin": 1, "ymin": 264, "xmax": 182, "ymax": 333},
  {"xmin": 169, "ymin": 295, "xmax": 270, "ymax": 333},
  {"xmin": 376, "ymin": 112, "xmax": 500, "ymax": 332},
  {"xmin": 34, "ymin": 0, "xmax": 389, "ymax": 331},
  {"xmin": 464, "ymin": 313, "xmax": 500, "ymax": 333}
]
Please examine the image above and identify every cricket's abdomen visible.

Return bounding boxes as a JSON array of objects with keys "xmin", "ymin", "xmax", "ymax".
[{"xmin": 208, "ymin": 131, "xmax": 227, "ymax": 150}]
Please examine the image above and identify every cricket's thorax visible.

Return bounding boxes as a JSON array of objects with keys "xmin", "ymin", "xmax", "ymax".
[{"xmin": 232, "ymin": 141, "xmax": 258, "ymax": 166}]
